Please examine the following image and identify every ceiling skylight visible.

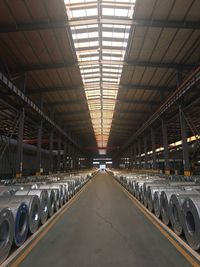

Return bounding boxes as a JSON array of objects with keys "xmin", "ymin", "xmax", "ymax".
[{"xmin": 65, "ymin": 0, "xmax": 136, "ymax": 154}]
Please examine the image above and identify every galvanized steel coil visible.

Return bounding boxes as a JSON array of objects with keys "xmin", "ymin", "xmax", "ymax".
[
  {"xmin": 15, "ymin": 190, "xmax": 49, "ymax": 225},
  {"xmin": 182, "ymin": 196, "xmax": 200, "ymax": 250},
  {"xmin": 0, "ymin": 197, "xmax": 29, "ymax": 247},
  {"xmin": 0, "ymin": 207, "xmax": 14, "ymax": 264},
  {"xmin": 169, "ymin": 191, "xmax": 200, "ymax": 236}
]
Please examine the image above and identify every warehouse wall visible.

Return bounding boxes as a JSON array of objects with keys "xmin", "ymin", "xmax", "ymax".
[{"xmin": 0, "ymin": 142, "xmax": 53, "ymax": 179}]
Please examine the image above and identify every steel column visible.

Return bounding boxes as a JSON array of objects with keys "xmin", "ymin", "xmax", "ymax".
[
  {"xmin": 143, "ymin": 135, "xmax": 148, "ymax": 169},
  {"xmin": 63, "ymin": 141, "xmax": 67, "ymax": 172},
  {"xmin": 49, "ymin": 131, "xmax": 54, "ymax": 174},
  {"xmin": 138, "ymin": 139, "xmax": 142, "ymax": 169},
  {"xmin": 16, "ymin": 109, "xmax": 25, "ymax": 178},
  {"xmin": 57, "ymin": 135, "xmax": 61, "ymax": 173},
  {"xmin": 134, "ymin": 144, "xmax": 137, "ymax": 168},
  {"xmin": 179, "ymin": 106, "xmax": 191, "ymax": 175},
  {"xmin": 36, "ymin": 122, "xmax": 43, "ymax": 175},
  {"xmin": 162, "ymin": 120, "xmax": 170, "ymax": 174},
  {"xmin": 15, "ymin": 74, "xmax": 26, "ymax": 178},
  {"xmin": 151, "ymin": 128, "xmax": 156, "ymax": 169}
]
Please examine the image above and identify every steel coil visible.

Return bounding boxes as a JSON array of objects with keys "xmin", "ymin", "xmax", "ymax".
[
  {"xmin": 11, "ymin": 195, "xmax": 40, "ymax": 234},
  {"xmin": 46, "ymin": 189, "xmax": 55, "ymax": 217},
  {"xmin": 15, "ymin": 190, "xmax": 49, "ymax": 225},
  {"xmin": 182, "ymin": 196, "xmax": 200, "ymax": 250},
  {"xmin": 160, "ymin": 189, "xmax": 184, "ymax": 225},
  {"xmin": 0, "ymin": 197, "xmax": 29, "ymax": 247},
  {"xmin": 0, "ymin": 207, "xmax": 14, "ymax": 263},
  {"xmin": 169, "ymin": 191, "xmax": 200, "ymax": 236},
  {"xmin": 153, "ymin": 191, "xmax": 162, "ymax": 218},
  {"xmin": 38, "ymin": 185, "xmax": 60, "ymax": 211}
]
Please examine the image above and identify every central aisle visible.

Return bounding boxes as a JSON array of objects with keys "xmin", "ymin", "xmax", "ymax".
[{"xmin": 20, "ymin": 173, "xmax": 190, "ymax": 267}]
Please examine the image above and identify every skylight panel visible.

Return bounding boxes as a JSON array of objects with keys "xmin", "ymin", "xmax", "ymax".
[{"xmin": 65, "ymin": 0, "xmax": 136, "ymax": 153}]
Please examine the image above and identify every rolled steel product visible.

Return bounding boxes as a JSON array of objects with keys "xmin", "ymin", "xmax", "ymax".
[
  {"xmin": 143, "ymin": 180, "xmax": 168, "ymax": 197},
  {"xmin": 0, "ymin": 197, "xmax": 29, "ymax": 247},
  {"xmin": 0, "ymin": 207, "xmax": 14, "ymax": 263},
  {"xmin": 146, "ymin": 185, "xmax": 172, "ymax": 212},
  {"xmin": 56, "ymin": 183, "xmax": 68, "ymax": 203},
  {"xmin": 10, "ymin": 195, "xmax": 40, "ymax": 234},
  {"xmin": 160, "ymin": 189, "xmax": 184, "ymax": 225},
  {"xmin": 46, "ymin": 189, "xmax": 55, "ymax": 217},
  {"xmin": 38, "ymin": 185, "xmax": 60, "ymax": 211},
  {"xmin": 182, "ymin": 196, "xmax": 200, "ymax": 250},
  {"xmin": 47, "ymin": 184, "xmax": 64, "ymax": 207},
  {"xmin": 15, "ymin": 190, "xmax": 49, "ymax": 225},
  {"xmin": 153, "ymin": 191, "xmax": 162, "ymax": 218},
  {"xmin": 169, "ymin": 191, "xmax": 200, "ymax": 236},
  {"xmin": 169, "ymin": 182, "xmax": 197, "ymax": 187}
]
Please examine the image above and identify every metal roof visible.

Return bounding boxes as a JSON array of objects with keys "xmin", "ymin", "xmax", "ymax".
[{"xmin": 0, "ymin": 0, "xmax": 199, "ymax": 155}]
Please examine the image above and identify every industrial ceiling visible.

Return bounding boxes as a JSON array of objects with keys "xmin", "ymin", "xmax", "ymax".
[{"xmin": 0, "ymin": 0, "xmax": 199, "ymax": 156}]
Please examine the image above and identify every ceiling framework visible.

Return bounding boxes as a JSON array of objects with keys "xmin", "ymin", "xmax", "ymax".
[{"xmin": 65, "ymin": 0, "xmax": 136, "ymax": 154}]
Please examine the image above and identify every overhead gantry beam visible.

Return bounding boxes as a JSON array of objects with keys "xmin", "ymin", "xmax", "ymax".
[
  {"xmin": 0, "ymin": 19, "xmax": 200, "ymax": 33},
  {"xmin": 11, "ymin": 60, "xmax": 194, "ymax": 73},
  {"xmin": 28, "ymin": 85, "xmax": 84, "ymax": 95},
  {"xmin": 28, "ymin": 84, "xmax": 171, "ymax": 95},
  {"xmin": 43, "ymin": 98, "xmax": 159, "ymax": 108}
]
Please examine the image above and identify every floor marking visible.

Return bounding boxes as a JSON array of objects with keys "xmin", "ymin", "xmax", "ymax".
[
  {"xmin": 3, "ymin": 179, "xmax": 92, "ymax": 267},
  {"xmin": 111, "ymin": 176, "xmax": 200, "ymax": 267}
]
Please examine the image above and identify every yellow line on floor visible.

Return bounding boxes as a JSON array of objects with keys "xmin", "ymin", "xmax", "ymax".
[
  {"xmin": 112, "ymin": 177, "xmax": 200, "ymax": 267},
  {"xmin": 8, "ymin": 181, "xmax": 91, "ymax": 267}
]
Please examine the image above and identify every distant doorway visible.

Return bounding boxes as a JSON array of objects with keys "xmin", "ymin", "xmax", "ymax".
[{"xmin": 100, "ymin": 164, "xmax": 106, "ymax": 171}]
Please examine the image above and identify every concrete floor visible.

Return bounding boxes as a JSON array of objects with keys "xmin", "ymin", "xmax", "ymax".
[{"xmin": 19, "ymin": 172, "xmax": 190, "ymax": 267}]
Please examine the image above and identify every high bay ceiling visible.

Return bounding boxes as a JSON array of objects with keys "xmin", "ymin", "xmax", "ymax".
[
  {"xmin": 0, "ymin": 0, "xmax": 199, "ymax": 156},
  {"xmin": 65, "ymin": 0, "xmax": 136, "ymax": 154}
]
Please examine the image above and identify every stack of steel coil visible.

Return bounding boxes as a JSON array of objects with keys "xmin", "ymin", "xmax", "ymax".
[
  {"xmin": 0, "ymin": 171, "xmax": 92, "ymax": 263},
  {"xmin": 113, "ymin": 172, "xmax": 200, "ymax": 251}
]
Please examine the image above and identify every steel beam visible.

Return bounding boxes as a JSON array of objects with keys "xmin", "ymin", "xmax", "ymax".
[
  {"xmin": 143, "ymin": 135, "xmax": 148, "ymax": 169},
  {"xmin": 119, "ymin": 84, "xmax": 172, "ymax": 92},
  {"xmin": 151, "ymin": 128, "xmax": 156, "ymax": 170},
  {"xmin": 179, "ymin": 106, "xmax": 191, "ymax": 175},
  {"xmin": 11, "ymin": 60, "xmax": 194, "ymax": 73},
  {"xmin": 162, "ymin": 120, "xmax": 170, "ymax": 173},
  {"xmin": 119, "ymin": 66, "xmax": 200, "ymax": 153},
  {"xmin": 49, "ymin": 130, "xmax": 54, "ymax": 174},
  {"xmin": 36, "ymin": 122, "xmax": 43, "ymax": 175},
  {"xmin": 134, "ymin": 144, "xmax": 137, "ymax": 168},
  {"xmin": 28, "ymin": 85, "xmax": 84, "ymax": 95},
  {"xmin": 0, "ymin": 72, "xmax": 80, "ymax": 150},
  {"xmin": 63, "ymin": 141, "xmax": 67, "ymax": 171},
  {"xmin": 44, "ymin": 98, "xmax": 158, "ymax": 107},
  {"xmin": 138, "ymin": 139, "xmax": 142, "ymax": 169},
  {"xmin": 16, "ymin": 110, "xmax": 24, "ymax": 178},
  {"xmin": 57, "ymin": 135, "xmax": 61, "ymax": 173},
  {"xmin": 69, "ymin": 17, "xmax": 200, "ymax": 29},
  {"xmin": 1, "ymin": 19, "xmax": 199, "ymax": 33}
]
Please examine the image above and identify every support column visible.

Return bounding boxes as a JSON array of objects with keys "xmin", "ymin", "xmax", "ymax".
[
  {"xmin": 36, "ymin": 121, "xmax": 43, "ymax": 175},
  {"xmin": 63, "ymin": 141, "xmax": 67, "ymax": 172},
  {"xmin": 179, "ymin": 106, "xmax": 191, "ymax": 176},
  {"xmin": 134, "ymin": 144, "xmax": 137, "ymax": 168},
  {"xmin": 57, "ymin": 135, "xmax": 61, "ymax": 173},
  {"xmin": 16, "ymin": 109, "xmax": 25, "ymax": 178},
  {"xmin": 143, "ymin": 135, "xmax": 148, "ymax": 169},
  {"xmin": 15, "ymin": 74, "xmax": 26, "ymax": 179},
  {"xmin": 138, "ymin": 139, "xmax": 142, "ymax": 169},
  {"xmin": 130, "ymin": 145, "xmax": 134, "ymax": 169},
  {"xmin": 49, "ymin": 130, "xmax": 54, "ymax": 174},
  {"xmin": 151, "ymin": 128, "xmax": 156, "ymax": 169},
  {"xmin": 162, "ymin": 120, "xmax": 170, "ymax": 174}
]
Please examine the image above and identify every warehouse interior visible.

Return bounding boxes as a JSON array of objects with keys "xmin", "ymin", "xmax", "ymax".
[{"xmin": 0, "ymin": 0, "xmax": 200, "ymax": 266}]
